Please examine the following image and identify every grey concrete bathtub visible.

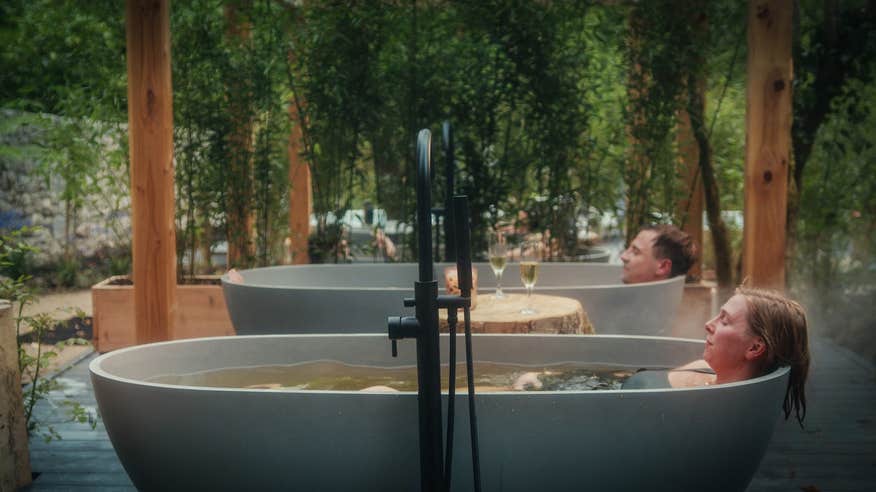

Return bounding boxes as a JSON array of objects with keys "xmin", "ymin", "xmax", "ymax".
[
  {"xmin": 222, "ymin": 263, "xmax": 684, "ymax": 336},
  {"xmin": 90, "ymin": 334, "xmax": 788, "ymax": 492}
]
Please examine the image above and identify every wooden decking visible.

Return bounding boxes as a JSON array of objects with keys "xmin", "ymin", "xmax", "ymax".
[
  {"xmin": 21, "ymin": 334, "xmax": 876, "ymax": 492},
  {"xmin": 23, "ymin": 350, "xmax": 135, "ymax": 491}
]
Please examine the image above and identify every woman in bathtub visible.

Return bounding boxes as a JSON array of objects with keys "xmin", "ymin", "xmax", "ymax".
[{"xmin": 620, "ymin": 287, "xmax": 810, "ymax": 425}]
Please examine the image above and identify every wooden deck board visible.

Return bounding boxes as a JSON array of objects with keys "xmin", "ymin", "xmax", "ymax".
[{"xmin": 20, "ymin": 334, "xmax": 876, "ymax": 491}]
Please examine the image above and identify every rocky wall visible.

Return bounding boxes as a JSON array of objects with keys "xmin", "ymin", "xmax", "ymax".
[{"xmin": 0, "ymin": 112, "xmax": 130, "ymax": 267}]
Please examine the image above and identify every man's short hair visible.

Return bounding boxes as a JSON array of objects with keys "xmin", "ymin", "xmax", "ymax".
[{"xmin": 641, "ymin": 224, "xmax": 697, "ymax": 278}]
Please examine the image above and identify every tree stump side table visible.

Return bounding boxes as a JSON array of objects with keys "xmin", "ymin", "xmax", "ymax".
[{"xmin": 438, "ymin": 293, "xmax": 594, "ymax": 334}]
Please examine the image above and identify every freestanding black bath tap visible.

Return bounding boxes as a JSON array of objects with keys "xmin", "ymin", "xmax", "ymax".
[
  {"xmin": 388, "ymin": 128, "xmax": 481, "ymax": 492},
  {"xmin": 388, "ymin": 129, "xmax": 446, "ymax": 491}
]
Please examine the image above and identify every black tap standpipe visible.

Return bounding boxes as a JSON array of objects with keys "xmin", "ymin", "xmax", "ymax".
[
  {"xmin": 442, "ymin": 122, "xmax": 456, "ymax": 262},
  {"xmin": 388, "ymin": 129, "xmax": 445, "ymax": 492},
  {"xmin": 388, "ymin": 130, "xmax": 481, "ymax": 492}
]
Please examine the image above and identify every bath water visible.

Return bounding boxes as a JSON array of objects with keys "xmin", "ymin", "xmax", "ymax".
[{"xmin": 147, "ymin": 361, "xmax": 635, "ymax": 392}]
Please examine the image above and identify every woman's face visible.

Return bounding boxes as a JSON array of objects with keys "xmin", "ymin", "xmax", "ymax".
[{"xmin": 703, "ymin": 294, "xmax": 760, "ymax": 372}]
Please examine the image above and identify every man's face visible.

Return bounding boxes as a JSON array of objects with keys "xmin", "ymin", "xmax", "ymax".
[{"xmin": 619, "ymin": 230, "xmax": 670, "ymax": 284}]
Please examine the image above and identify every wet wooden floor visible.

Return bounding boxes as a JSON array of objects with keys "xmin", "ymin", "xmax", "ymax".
[{"xmin": 20, "ymin": 334, "xmax": 876, "ymax": 492}]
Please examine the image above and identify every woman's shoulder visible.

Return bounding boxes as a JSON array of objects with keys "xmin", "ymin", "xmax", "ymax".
[
  {"xmin": 676, "ymin": 359, "xmax": 711, "ymax": 371},
  {"xmin": 621, "ymin": 361, "xmax": 716, "ymax": 389},
  {"xmin": 668, "ymin": 360, "xmax": 715, "ymax": 388}
]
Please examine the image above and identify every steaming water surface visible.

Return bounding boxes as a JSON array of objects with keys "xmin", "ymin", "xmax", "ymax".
[{"xmin": 147, "ymin": 361, "xmax": 641, "ymax": 392}]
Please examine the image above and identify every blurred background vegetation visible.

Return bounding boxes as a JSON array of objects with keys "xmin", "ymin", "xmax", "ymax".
[{"xmin": 1, "ymin": 1, "xmax": 874, "ymax": 359}]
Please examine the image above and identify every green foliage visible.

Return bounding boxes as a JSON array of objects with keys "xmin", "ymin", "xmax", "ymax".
[
  {"xmin": 1, "ymin": 228, "xmax": 97, "ymax": 441},
  {"xmin": 0, "ymin": 0, "xmax": 126, "ymax": 119},
  {"xmin": 289, "ymin": 1, "xmax": 629, "ymax": 258},
  {"xmin": 3, "ymin": 0, "xmax": 870, "ymax": 304},
  {"xmin": 1, "ymin": 0, "xmax": 130, "ymax": 270},
  {"xmin": 172, "ymin": 0, "xmax": 291, "ymax": 272},
  {"xmin": 291, "ymin": 2, "xmax": 407, "ymax": 259},
  {"xmin": 3, "ymin": 0, "xmax": 752, "ymax": 267},
  {"xmin": 794, "ymin": 72, "xmax": 876, "ymax": 322},
  {"xmin": 793, "ymin": 0, "xmax": 876, "ymax": 176},
  {"xmin": 18, "ymin": 312, "xmax": 60, "ymax": 434},
  {"xmin": 0, "ymin": 226, "xmax": 37, "ymax": 283},
  {"xmin": 787, "ymin": 1, "xmax": 876, "ymax": 360},
  {"xmin": 622, "ymin": 1, "xmax": 693, "ymax": 237}
]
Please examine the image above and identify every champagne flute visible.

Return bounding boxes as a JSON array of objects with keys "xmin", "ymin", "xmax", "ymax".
[
  {"xmin": 488, "ymin": 230, "xmax": 508, "ymax": 299},
  {"xmin": 519, "ymin": 240, "xmax": 540, "ymax": 314}
]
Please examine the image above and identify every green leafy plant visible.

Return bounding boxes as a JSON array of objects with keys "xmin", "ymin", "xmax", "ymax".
[{"xmin": 1, "ymin": 228, "xmax": 97, "ymax": 441}]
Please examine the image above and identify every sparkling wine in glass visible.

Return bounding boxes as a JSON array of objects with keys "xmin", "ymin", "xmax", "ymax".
[
  {"xmin": 519, "ymin": 240, "xmax": 540, "ymax": 314},
  {"xmin": 488, "ymin": 230, "xmax": 508, "ymax": 299}
]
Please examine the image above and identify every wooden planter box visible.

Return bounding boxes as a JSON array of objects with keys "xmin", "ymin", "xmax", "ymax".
[{"xmin": 92, "ymin": 276, "xmax": 235, "ymax": 352}]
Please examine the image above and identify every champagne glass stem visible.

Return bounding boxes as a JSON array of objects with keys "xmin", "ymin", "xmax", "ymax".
[{"xmin": 496, "ymin": 271, "xmax": 503, "ymax": 297}]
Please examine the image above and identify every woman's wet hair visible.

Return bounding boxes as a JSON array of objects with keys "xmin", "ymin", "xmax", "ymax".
[{"xmin": 737, "ymin": 287, "xmax": 810, "ymax": 426}]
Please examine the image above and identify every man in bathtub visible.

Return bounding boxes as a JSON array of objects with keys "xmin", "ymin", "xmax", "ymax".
[{"xmin": 619, "ymin": 224, "xmax": 697, "ymax": 284}]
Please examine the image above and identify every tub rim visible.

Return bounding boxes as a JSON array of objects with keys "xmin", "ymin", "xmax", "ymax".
[
  {"xmin": 220, "ymin": 263, "xmax": 683, "ymax": 292},
  {"xmin": 89, "ymin": 333, "xmax": 790, "ymax": 396}
]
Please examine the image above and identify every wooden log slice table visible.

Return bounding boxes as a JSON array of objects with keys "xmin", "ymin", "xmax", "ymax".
[{"xmin": 439, "ymin": 293, "xmax": 594, "ymax": 334}]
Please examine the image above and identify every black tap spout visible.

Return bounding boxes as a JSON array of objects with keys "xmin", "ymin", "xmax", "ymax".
[{"xmin": 416, "ymin": 129, "xmax": 433, "ymax": 282}]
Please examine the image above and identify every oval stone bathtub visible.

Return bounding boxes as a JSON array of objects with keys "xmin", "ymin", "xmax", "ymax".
[
  {"xmin": 91, "ymin": 334, "xmax": 787, "ymax": 492},
  {"xmin": 222, "ymin": 263, "xmax": 684, "ymax": 336}
]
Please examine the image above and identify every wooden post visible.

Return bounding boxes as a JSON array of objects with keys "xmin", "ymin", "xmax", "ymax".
[
  {"xmin": 126, "ymin": 0, "xmax": 177, "ymax": 344},
  {"xmin": 288, "ymin": 101, "xmax": 311, "ymax": 264},
  {"xmin": 676, "ymin": 106, "xmax": 704, "ymax": 280},
  {"xmin": 743, "ymin": 0, "xmax": 793, "ymax": 290},
  {"xmin": 0, "ymin": 300, "xmax": 31, "ymax": 489}
]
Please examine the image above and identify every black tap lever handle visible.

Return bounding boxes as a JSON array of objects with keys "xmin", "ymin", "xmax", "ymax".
[
  {"xmin": 437, "ymin": 295, "xmax": 470, "ymax": 309},
  {"xmin": 388, "ymin": 316, "xmax": 420, "ymax": 340}
]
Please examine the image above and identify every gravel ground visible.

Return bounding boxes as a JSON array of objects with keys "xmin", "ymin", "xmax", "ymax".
[{"xmin": 21, "ymin": 289, "xmax": 92, "ymax": 319}]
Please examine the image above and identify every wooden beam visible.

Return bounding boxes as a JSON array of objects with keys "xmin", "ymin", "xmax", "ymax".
[
  {"xmin": 288, "ymin": 101, "xmax": 311, "ymax": 264},
  {"xmin": 126, "ymin": 0, "xmax": 177, "ymax": 344},
  {"xmin": 743, "ymin": 0, "xmax": 792, "ymax": 290}
]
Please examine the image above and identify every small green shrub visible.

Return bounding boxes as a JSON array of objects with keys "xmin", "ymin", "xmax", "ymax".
[
  {"xmin": 53, "ymin": 257, "xmax": 80, "ymax": 288},
  {"xmin": 1, "ymin": 228, "xmax": 97, "ymax": 441}
]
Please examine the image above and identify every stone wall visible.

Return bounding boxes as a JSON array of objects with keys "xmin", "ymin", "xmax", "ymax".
[{"xmin": 0, "ymin": 112, "xmax": 130, "ymax": 267}]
